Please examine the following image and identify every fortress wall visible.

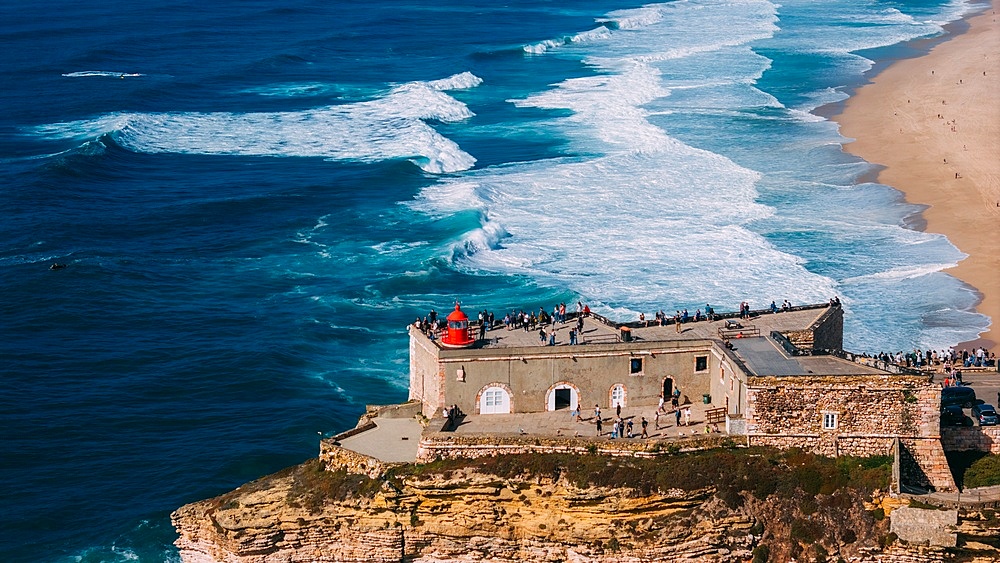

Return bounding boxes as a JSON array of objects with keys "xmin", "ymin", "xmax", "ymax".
[
  {"xmin": 940, "ymin": 426, "xmax": 1000, "ymax": 453},
  {"xmin": 900, "ymin": 437, "xmax": 957, "ymax": 491},
  {"xmin": 810, "ymin": 305, "xmax": 844, "ymax": 351},
  {"xmin": 416, "ymin": 433, "xmax": 731, "ymax": 463},
  {"xmin": 437, "ymin": 342, "xmax": 720, "ymax": 415},
  {"xmin": 409, "ymin": 328, "xmax": 445, "ymax": 418},
  {"xmin": 745, "ymin": 376, "xmax": 938, "ymax": 438},
  {"xmin": 745, "ymin": 434, "xmax": 894, "ymax": 458}
]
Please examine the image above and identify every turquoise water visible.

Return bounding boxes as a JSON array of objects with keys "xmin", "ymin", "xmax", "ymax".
[{"xmin": 0, "ymin": 0, "xmax": 989, "ymax": 560}]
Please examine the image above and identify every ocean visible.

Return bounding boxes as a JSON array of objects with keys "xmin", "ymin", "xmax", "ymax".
[{"xmin": 0, "ymin": 0, "xmax": 990, "ymax": 560}]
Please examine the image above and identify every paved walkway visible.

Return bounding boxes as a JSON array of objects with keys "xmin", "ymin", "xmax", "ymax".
[
  {"xmin": 439, "ymin": 402, "xmax": 724, "ymax": 440},
  {"xmin": 337, "ymin": 417, "xmax": 422, "ymax": 463},
  {"xmin": 905, "ymin": 484, "xmax": 1000, "ymax": 508}
]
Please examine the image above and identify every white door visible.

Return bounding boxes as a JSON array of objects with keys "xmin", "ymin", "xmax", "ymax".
[
  {"xmin": 546, "ymin": 384, "xmax": 579, "ymax": 411},
  {"xmin": 480, "ymin": 386, "xmax": 511, "ymax": 414},
  {"xmin": 611, "ymin": 384, "xmax": 626, "ymax": 408}
]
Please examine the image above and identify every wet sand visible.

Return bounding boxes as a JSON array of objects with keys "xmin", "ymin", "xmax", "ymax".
[{"xmin": 834, "ymin": 2, "xmax": 1000, "ymax": 352}]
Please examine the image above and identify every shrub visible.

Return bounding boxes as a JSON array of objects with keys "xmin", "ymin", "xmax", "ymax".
[
  {"xmin": 751, "ymin": 544, "xmax": 770, "ymax": 563},
  {"xmin": 606, "ymin": 537, "xmax": 620, "ymax": 553},
  {"xmin": 964, "ymin": 454, "xmax": 1000, "ymax": 489},
  {"xmin": 790, "ymin": 518, "xmax": 821, "ymax": 544}
]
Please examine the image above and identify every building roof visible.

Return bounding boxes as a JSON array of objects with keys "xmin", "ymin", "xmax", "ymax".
[
  {"xmin": 732, "ymin": 334, "xmax": 887, "ymax": 377},
  {"xmin": 455, "ymin": 305, "xmax": 832, "ymax": 350}
]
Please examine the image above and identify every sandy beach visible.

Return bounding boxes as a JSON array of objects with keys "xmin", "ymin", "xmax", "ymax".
[{"xmin": 835, "ymin": 2, "xmax": 1000, "ymax": 352}]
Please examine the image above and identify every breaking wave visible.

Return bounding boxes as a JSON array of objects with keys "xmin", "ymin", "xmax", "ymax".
[{"xmin": 31, "ymin": 73, "xmax": 482, "ymax": 173}]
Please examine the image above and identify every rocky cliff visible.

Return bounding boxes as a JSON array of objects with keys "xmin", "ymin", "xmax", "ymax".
[{"xmin": 173, "ymin": 448, "xmax": 996, "ymax": 563}]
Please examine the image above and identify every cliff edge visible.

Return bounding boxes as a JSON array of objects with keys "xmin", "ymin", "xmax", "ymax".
[{"xmin": 169, "ymin": 448, "xmax": 999, "ymax": 562}]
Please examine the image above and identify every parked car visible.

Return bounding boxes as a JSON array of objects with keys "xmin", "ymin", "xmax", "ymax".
[
  {"xmin": 940, "ymin": 404, "xmax": 972, "ymax": 427},
  {"xmin": 941, "ymin": 385, "xmax": 976, "ymax": 408},
  {"xmin": 971, "ymin": 403, "xmax": 998, "ymax": 426}
]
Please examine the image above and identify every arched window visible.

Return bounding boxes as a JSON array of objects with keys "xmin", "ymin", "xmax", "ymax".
[
  {"xmin": 610, "ymin": 384, "xmax": 626, "ymax": 408},
  {"xmin": 479, "ymin": 385, "xmax": 511, "ymax": 414}
]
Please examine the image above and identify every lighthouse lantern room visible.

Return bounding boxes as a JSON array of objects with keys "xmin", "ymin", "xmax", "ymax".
[{"xmin": 441, "ymin": 303, "xmax": 474, "ymax": 348}]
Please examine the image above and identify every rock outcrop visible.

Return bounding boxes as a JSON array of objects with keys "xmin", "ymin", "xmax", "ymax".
[
  {"xmin": 172, "ymin": 449, "xmax": 1000, "ymax": 562},
  {"xmin": 172, "ymin": 456, "xmax": 897, "ymax": 563}
]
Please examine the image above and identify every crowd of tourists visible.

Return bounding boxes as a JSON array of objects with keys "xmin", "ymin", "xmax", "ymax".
[{"xmin": 861, "ymin": 347, "xmax": 996, "ymax": 371}]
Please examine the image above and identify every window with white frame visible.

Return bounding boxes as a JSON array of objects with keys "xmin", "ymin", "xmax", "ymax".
[
  {"xmin": 695, "ymin": 355, "xmax": 708, "ymax": 372},
  {"xmin": 822, "ymin": 412, "xmax": 838, "ymax": 430}
]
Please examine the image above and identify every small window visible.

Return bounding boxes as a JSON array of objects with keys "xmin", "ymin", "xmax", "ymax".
[
  {"xmin": 695, "ymin": 356, "xmax": 708, "ymax": 372},
  {"xmin": 630, "ymin": 358, "xmax": 643, "ymax": 375},
  {"xmin": 822, "ymin": 412, "xmax": 838, "ymax": 430}
]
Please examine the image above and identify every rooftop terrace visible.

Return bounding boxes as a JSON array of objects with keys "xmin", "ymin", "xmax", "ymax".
[{"xmin": 438, "ymin": 303, "xmax": 836, "ymax": 350}]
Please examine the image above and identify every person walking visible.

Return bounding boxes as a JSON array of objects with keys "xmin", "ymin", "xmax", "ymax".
[
  {"xmin": 675, "ymin": 407, "xmax": 682, "ymax": 426},
  {"xmin": 641, "ymin": 417, "xmax": 649, "ymax": 438},
  {"xmin": 596, "ymin": 417, "xmax": 603, "ymax": 436}
]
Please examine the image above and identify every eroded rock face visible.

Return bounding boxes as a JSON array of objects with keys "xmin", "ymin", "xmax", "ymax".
[{"xmin": 171, "ymin": 460, "xmax": 901, "ymax": 563}]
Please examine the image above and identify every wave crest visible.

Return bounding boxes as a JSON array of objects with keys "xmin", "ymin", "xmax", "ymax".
[{"xmin": 30, "ymin": 74, "xmax": 483, "ymax": 174}]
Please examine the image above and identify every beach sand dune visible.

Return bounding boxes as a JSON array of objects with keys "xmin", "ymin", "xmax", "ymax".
[{"xmin": 835, "ymin": 2, "xmax": 999, "ymax": 351}]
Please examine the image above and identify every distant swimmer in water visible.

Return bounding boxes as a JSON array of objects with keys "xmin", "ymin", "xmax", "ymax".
[
  {"xmin": 49, "ymin": 263, "xmax": 66, "ymax": 270},
  {"xmin": 120, "ymin": 74, "xmax": 126, "ymax": 79}
]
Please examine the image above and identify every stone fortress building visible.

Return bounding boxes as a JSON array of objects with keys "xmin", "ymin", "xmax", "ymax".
[{"xmin": 322, "ymin": 301, "xmax": 999, "ymax": 494}]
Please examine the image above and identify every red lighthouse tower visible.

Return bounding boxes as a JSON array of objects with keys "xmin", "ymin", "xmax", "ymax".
[{"xmin": 440, "ymin": 303, "xmax": 474, "ymax": 348}]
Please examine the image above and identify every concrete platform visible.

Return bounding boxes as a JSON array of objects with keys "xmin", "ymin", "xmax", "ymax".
[{"xmin": 336, "ymin": 417, "xmax": 423, "ymax": 463}]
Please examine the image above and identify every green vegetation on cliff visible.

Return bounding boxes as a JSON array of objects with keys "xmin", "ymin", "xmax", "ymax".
[
  {"xmin": 964, "ymin": 453, "xmax": 1000, "ymax": 489},
  {"xmin": 214, "ymin": 446, "xmax": 891, "ymax": 518},
  {"xmin": 410, "ymin": 447, "xmax": 891, "ymax": 505}
]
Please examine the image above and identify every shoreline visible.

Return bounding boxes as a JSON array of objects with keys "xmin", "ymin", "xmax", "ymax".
[{"xmin": 833, "ymin": 1, "xmax": 1000, "ymax": 353}]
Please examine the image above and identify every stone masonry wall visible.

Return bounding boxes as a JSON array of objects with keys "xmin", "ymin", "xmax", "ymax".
[
  {"xmin": 940, "ymin": 426, "xmax": 1000, "ymax": 453},
  {"xmin": 745, "ymin": 375, "xmax": 955, "ymax": 491},
  {"xmin": 746, "ymin": 375, "xmax": 936, "ymax": 438},
  {"xmin": 810, "ymin": 305, "xmax": 843, "ymax": 351},
  {"xmin": 900, "ymin": 438, "xmax": 956, "ymax": 491},
  {"xmin": 746, "ymin": 434, "xmax": 895, "ymax": 458},
  {"xmin": 417, "ymin": 433, "xmax": 731, "ymax": 463},
  {"xmin": 889, "ymin": 506, "xmax": 958, "ymax": 547}
]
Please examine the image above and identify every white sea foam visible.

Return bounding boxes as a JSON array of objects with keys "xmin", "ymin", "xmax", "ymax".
[
  {"xmin": 523, "ymin": 27, "xmax": 613, "ymax": 54},
  {"xmin": 62, "ymin": 71, "xmax": 143, "ymax": 78},
  {"xmin": 32, "ymin": 73, "xmax": 482, "ymax": 173},
  {"xmin": 843, "ymin": 263, "xmax": 963, "ymax": 284},
  {"xmin": 600, "ymin": 6, "xmax": 665, "ymax": 30},
  {"xmin": 413, "ymin": 0, "xmax": 986, "ymax": 351},
  {"xmin": 426, "ymin": 71, "xmax": 483, "ymax": 91}
]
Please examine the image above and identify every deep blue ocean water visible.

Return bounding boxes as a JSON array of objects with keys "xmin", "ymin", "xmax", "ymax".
[{"xmin": 0, "ymin": 0, "xmax": 990, "ymax": 560}]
